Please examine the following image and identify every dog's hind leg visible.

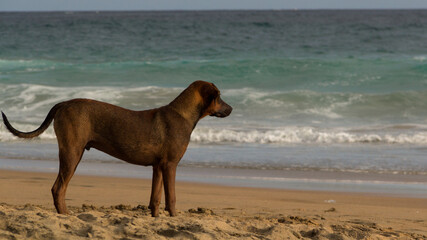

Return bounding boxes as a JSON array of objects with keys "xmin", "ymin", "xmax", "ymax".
[{"xmin": 51, "ymin": 145, "xmax": 84, "ymax": 214}]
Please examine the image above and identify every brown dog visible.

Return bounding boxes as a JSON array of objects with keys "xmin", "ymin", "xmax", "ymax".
[{"xmin": 1, "ymin": 81, "xmax": 232, "ymax": 217}]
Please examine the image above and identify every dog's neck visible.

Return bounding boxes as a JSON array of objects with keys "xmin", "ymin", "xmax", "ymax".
[{"xmin": 168, "ymin": 87, "xmax": 204, "ymax": 127}]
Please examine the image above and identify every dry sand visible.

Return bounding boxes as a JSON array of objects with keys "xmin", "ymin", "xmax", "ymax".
[{"xmin": 0, "ymin": 169, "xmax": 426, "ymax": 239}]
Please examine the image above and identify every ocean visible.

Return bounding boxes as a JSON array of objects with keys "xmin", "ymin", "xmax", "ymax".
[{"xmin": 0, "ymin": 10, "xmax": 426, "ymax": 197}]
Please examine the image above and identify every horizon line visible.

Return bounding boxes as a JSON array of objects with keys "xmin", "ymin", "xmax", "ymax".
[{"xmin": 1, "ymin": 8, "xmax": 427, "ymax": 13}]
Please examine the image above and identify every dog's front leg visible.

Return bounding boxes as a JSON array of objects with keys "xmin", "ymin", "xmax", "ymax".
[
  {"xmin": 149, "ymin": 164, "xmax": 163, "ymax": 217},
  {"xmin": 162, "ymin": 162, "xmax": 178, "ymax": 217}
]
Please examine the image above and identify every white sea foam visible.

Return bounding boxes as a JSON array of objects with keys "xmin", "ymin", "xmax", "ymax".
[
  {"xmin": 413, "ymin": 56, "xmax": 426, "ymax": 61},
  {"xmin": 190, "ymin": 127, "xmax": 427, "ymax": 145},
  {"xmin": 2, "ymin": 124, "xmax": 427, "ymax": 145},
  {"xmin": 217, "ymin": 175, "xmax": 427, "ymax": 185},
  {"xmin": 0, "ymin": 84, "xmax": 180, "ymax": 117}
]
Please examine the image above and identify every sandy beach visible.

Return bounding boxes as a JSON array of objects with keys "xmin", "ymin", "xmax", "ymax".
[{"xmin": 0, "ymin": 169, "xmax": 425, "ymax": 239}]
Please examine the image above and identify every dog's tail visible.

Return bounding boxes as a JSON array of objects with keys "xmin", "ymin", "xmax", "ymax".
[{"xmin": 1, "ymin": 103, "xmax": 63, "ymax": 139}]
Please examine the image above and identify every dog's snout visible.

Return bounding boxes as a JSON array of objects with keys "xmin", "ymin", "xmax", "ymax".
[
  {"xmin": 223, "ymin": 104, "xmax": 232, "ymax": 116},
  {"xmin": 211, "ymin": 100, "xmax": 232, "ymax": 118}
]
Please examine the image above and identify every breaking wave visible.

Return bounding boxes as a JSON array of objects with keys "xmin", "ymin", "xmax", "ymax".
[
  {"xmin": 190, "ymin": 127, "xmax": 427, "ymax": 145},
  {"xmin": 3, "ymin": 123, "xmax": 427, "ymax": 145}
]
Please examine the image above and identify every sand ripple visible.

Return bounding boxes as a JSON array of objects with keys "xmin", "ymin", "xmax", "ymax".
[{"xmin": 0, "ymin": 203, "xmax": 424, "ymax": 240}]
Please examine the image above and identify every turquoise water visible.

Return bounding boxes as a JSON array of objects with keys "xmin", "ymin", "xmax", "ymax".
[{"xmin": 0, "ymin": 11, "xmax": 427, "ymax": 193}]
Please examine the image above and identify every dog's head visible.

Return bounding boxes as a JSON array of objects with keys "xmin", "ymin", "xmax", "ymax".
[{"xmin": 195, "ymin": 81, "xmax": 232, "ymax": 119}]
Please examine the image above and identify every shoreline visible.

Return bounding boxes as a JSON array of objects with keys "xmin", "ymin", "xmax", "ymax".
[
  {"xmin": 2, "ymin": 169, "xmax": 426, "ymax": 211},
  {"xmin": 0, "ymin": 169, "xmax": 426, "ymax": 239},
  {"xmin": 1, "ymin": 155, "xmax": 426, "ymax": 198}
]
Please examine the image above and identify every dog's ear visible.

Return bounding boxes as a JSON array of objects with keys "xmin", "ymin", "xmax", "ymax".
[{"xmin": 200, "ymin": 83, "xmax": 219, "ymax": 106}]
